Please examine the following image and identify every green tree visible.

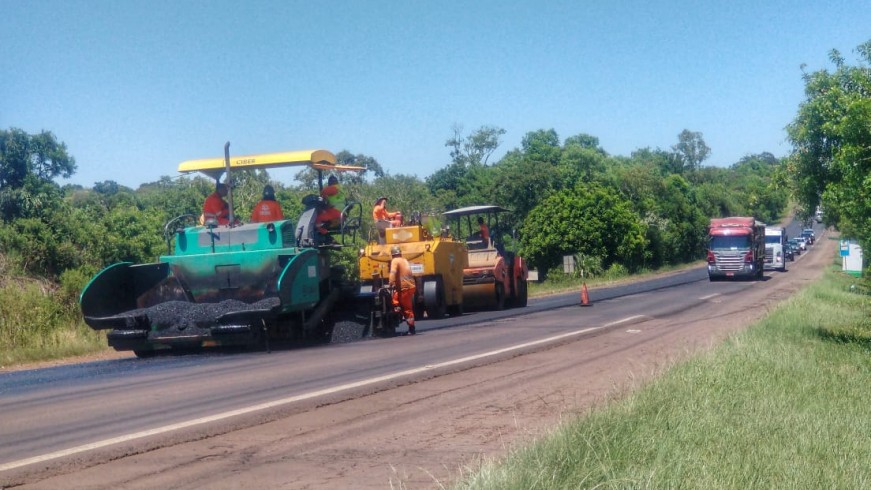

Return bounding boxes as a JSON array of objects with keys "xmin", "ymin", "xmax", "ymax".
[
  {"xmin": 428, "ymin": 125, "xmax": 505, "ymax": 203},
  {"xmin": 520, "ymin": 183, "xmax": 647, "ymax": 276},
  {"xmin": 444, "ymin": 124, "xmax": 506, "ymax": 166},
  {"xmin": 0, "ymin": 128, "xmax": 76, "ymax": 189},
  {"xmin": 520, "ymin": 129, "xmax": 561, "ymax": 165},
  {"xmin": 0, "ymin": 128, "xmax": 76, "ymax": 221},
  {"xmin": 671, "ymin": 129, "xmax": 710, "ymax": 174},
  {"xmin": 787, "ymin": 41, "xmax": 871, "ymax": 248},
  {"xmin": 336, "ymin": 151, "xmax": 383, "ymax": 183},
  {"xmin": 564, "ymin": 133, "xmax": 605, "ymax": 153}
]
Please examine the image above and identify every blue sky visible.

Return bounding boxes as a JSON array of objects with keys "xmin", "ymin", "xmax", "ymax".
[{"xmin": 2, "ymin": 0, "xmax": 869, "ymax": 188}]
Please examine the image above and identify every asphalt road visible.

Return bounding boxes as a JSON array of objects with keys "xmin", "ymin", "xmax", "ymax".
[{"xmin": 0, "ymin": 221, "xmax": 828, "ymax": 486}]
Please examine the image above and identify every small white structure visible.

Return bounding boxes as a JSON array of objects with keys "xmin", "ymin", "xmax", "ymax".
[
  {"xmin": 840, "ymin": 240, "xmax": 863, "ymax": 277},
  {"xmin": 563, "ymin": 255, "xmax": 576, "ymax": 274}
]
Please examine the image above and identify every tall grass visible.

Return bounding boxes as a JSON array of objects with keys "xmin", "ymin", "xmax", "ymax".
[
  {"xmin": 0, "ymin": 273, "xmax": 106, "ymax": 367},
  {"xmin": 457, "ymin": 265, "xmax": 871, "ymax": 489}
]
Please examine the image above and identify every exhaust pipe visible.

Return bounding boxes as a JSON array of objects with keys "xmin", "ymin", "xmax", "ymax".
[{"xmin": 224, "ymin": 141, "xmax": 236, "ymax": 226}]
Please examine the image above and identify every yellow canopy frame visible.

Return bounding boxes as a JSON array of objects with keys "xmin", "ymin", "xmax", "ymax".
[{"xmin": 178, "ymin": 149, "xmax": 365, "ymax": 180}]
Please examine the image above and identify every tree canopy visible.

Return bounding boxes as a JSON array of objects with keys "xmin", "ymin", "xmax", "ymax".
[{"xmin": 787, "ymin": 40, "xmax": 871, "ymax": 250}]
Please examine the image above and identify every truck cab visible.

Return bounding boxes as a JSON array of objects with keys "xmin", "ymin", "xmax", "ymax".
[
  {"xmin": 764, "ymin": 226, "xmax": 788, "ymax": 272},
  {"xmin": 707, "ymin": 217, "xmax": 766, "ymax": 281}
]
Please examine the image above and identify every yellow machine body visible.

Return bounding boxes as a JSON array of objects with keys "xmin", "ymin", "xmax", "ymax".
[{"xmin": 359, "ymin": 224, "xmax": 467, "ymax": 318}]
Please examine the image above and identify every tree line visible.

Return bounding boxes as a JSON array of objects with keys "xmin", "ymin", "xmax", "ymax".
[
  {"xmin": 0, "ymin": 125, "xmax": 788, "ymax": 288},
  {"xmin": 7, "ymin": 39, "xmax": 870, "ymax": 293}
]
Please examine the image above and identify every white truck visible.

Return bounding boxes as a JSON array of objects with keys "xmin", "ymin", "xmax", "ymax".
[{"xmin": 764, "ymin": 227, "xmax": 788, "ymax": 272}]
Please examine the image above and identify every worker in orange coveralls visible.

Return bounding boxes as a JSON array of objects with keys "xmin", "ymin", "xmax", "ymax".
[
  {"xmin": 373, "ymin": 196, "xmax": 402, "ymax": 244},
  {"xmin": 389, "ymin": 245, "xmax": 416, "ymax": 335},
  {"xmin": 250, "ymin": 185, "xmax": 284, "ymax": 222},
  {"xmin": 202, "ymin": 182, "xmax": 232, "ymax": 225},
  {"xmin": 316, "ymin": 175, "xmax": 344, "ymax": 234},
  {"xmin": 372, "ymin": 196, "xmax": 402, "ymax": 227}
]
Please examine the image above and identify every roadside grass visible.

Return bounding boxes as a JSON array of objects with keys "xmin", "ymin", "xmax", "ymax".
[
  {"xmin": 0, "ymin": 279, "xmax": 106, "ymax": 368},
  {"xmin": 456, "ymin": 264, "xmax": 871, "ymax": 489}
]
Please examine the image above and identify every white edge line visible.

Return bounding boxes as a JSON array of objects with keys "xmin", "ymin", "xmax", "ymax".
[{"xmin": 0, "ymin": 318, "xmax": 639, "ymax": 472}]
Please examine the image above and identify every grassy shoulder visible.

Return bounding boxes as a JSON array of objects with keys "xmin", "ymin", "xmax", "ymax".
[
  {"xmin": 0, "ymin": 274, "xmax": 106, "ymax": 368},
  {"xmin": 456, "ymin": 261, "xmax": 871, "ymax": 489}
]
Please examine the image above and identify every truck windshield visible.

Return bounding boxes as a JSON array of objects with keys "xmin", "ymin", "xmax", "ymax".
[
  {"xmin": 710, "ymin": 235, "xmax": 751, "ymax": 251},
  {"xmin": 765, "ymin": 235, "xmax": 783, "ymax": 244}
]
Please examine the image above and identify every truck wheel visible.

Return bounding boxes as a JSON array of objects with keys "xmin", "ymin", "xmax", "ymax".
[{"xmin": 423, "ymin": 277, "xmax": 446, "ymax": 320}]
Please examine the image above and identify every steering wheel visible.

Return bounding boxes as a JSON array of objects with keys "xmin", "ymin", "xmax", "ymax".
[
  {"xmin": 340, "ymin": 201, "xmax": 363, "ymax": 245},
  {"xmin": 163, "ymin": 214, "xmax": 198, "ymax": 254}
]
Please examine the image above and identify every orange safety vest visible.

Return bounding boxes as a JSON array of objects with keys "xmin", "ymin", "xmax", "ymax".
[
  {"xmin": 250, "ymin": 199, "xmax": 284, "ymax": 222},
  {"xmin": 321, "ymin": 184, "xmax": 345, "ymax": 209},
  {"xmin": 389, "ymin": 257, "xmax": 416, "ymax": 291},
  {"xmin": 373, "ymin": 201, "xmax": 397, "ymax": 222}
]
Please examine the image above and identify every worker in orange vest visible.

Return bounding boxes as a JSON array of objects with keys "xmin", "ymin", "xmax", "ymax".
[
  {"xmin": 316, "ymin": 175, "xmax": 344, "ymax": 234},
  {"xmin": 389, "ymin": 245, "xmax": 416, "ymax": 335},
  {"xmin": 202, "ymin": 182, "xmax": 232, "ymax": 225},
  {"xmin": 373, "ymin": 196, "xmax": 401, "ymax": 244},
  {"xmin": 250, "ymin": 185, "xmax": 284, "ymax": 222},
  {"xmin": 373, "ymin": 196, "xmax": 402, "ymax": 226}
]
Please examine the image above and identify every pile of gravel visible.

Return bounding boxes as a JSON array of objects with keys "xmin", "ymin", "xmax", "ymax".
[
  {"xmin": 330, "ymin": 320, "xmax": 368, "ymax": 343},
  {"xmin": 126, "ymin": 298, "xmax": 280, "ymax": 329}
]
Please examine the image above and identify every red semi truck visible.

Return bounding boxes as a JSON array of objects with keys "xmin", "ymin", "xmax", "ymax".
[{"xmin": 706, "ymin": 217, "xmax": 766, "ymax": 281}]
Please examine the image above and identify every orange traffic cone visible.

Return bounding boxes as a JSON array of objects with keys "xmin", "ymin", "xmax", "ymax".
[{"xmin": 580, "ymin": 282, "xmax": 591, "ymax": 307}]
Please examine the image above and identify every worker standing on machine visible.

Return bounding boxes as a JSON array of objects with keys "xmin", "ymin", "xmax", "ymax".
[{"xmin": 389, "ymin": 245, "xmax": 416, "ymax": 335}]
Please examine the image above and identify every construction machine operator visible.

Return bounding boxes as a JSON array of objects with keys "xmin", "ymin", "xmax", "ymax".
[
  {"xmin": 203, "ymin": 182, "xmax": 232, "ymax": 225},
  {"xmin": 250, "ymin": 184, "xmax": 284, "ymax": 222},
  {"xmin": 316, "ymin": 175, "xmax": 344, "ymax": 234},
  {"xmin": 373, "ymin": 196, "xmax": 402, "ymax": 244},
  {"xmin": 478, "ymin": 216, "xmax": 490, "ymax": 247}
]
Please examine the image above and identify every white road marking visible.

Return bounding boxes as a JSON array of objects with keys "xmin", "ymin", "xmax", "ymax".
[
  {"xmin": 0, "ymin": 317, "xmax": 641, "ymax": 472},
  {"xmin": 604, "ymin": 315, "xmax": 647, "ymax": 327},
  {"xmin": 699, "ymin": 293, "xmax": 720, "ymax": 300}
]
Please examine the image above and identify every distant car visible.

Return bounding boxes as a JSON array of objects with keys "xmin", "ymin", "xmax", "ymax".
[
  {"xmin": 801, "ymin": 228, "xmax": 815, "ymax": 245},
  {"xmin": 788, "ymin": 238, "xmax": 802, "ymax": 255},
  {"xmin": 795, "ymin": 237, "xmax": 808, "ymax": 251},
  {"xmin": 784, "ymin": 243, "xmax": 795, "ymax": 261}
]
